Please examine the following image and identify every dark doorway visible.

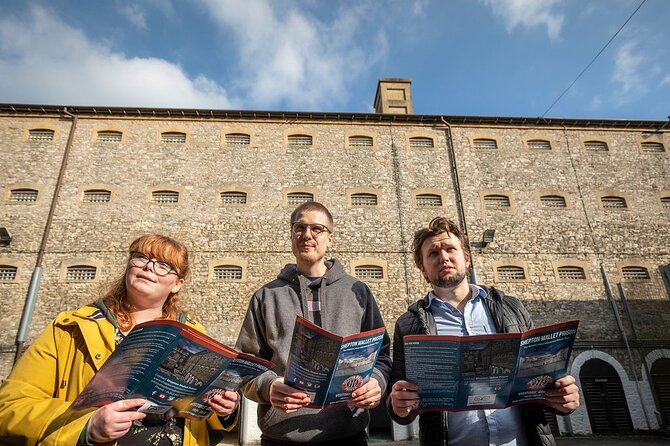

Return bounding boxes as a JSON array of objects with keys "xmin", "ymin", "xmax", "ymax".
[
  {"xmin": 580, "ymin": 358, "xmax": 634, "ymax": 433},
  {"xmin": 651, "ymin": 357, "xmax": 670, "ymax": 428}
]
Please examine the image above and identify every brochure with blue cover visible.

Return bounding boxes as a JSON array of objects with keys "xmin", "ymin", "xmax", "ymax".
[
  {"xmin": 403, "ymin": 320, "xmax": 579, "ymax": 412},
  {"xmin": 70, "ymin": 319, "xmax": 274, "ymax": 419},
  {"xmin": 285, "ymin": 316, "xmax": 386, "ymax": 408}
]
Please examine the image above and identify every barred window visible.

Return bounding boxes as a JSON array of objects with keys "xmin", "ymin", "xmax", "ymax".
[
  {"xmin": 220, "ymin": 191, "xmax": 247, "ymax": 205},
  {"xmin": 28, "ymin": 129, "xmax": 54, "ymax": 141},
  {"xmin": 351, "ymin": 193, "xmax": 378, "ymax": 206},
  {"xmin": 0, "ymin": 265, "xmax": 17, "ymax": 281},
  {"xmin": 484, "ymin": 194, "xmax": 510, "ymax": 208},
  {"xmin": 528, "ymin": 139, "xmax": 551, "ymax": 150},
  {"xmin": 349, "ymin": 136, "xmax": 373, "ymax": 147},
  {"xmin": 83, "ymin": 189, "xmax": 111, "ymax": 203},
  {"xmin": 622, "ymin": 266, "xmax": 650, "ymax": 280},
  {"xmin": 416, "ymin": 193, "xmax": 443, "ymax": 207},
  {"xmin": 661, "ymin": 196, "xmax": 670, "ymax": 209},
  {"xmin": 641, "ymin": 142, "xmax": 665, "ymax": 153},
  {"xmin": 497, "ymin": 266, "xmax": 526, "ymax": 280},
  {"xmin": 10, "ymin": 189, "xmax": 38, "ymax": 202},
  {"xmin": 152, "ymin": 190, "xmax": 179, "ymax": 204},
  {"xmin": 601, "ymin": 196, "xmax": 627, "ymax": 209},
  {"xmin": 213, "ymin": 265, "xmax": 243, "ymax": 280},
  {"xmin": 558, "ymin": 266, "xmax": 586, "ymax": 280},
  {"xmin": 287, "ymin": 192, "xmax": 313, "ymax": 205},
  {"xmin": 225, "ymin": 133, "xmax": 250, "ymax": 145},
  {"xmin": 540, "ymin": 195, "xmax": 567, "ymax": 208},
  {"xmin": 473, "ymin": 138, "xmax": 498, "ymax": 150},
  {"xmin": 66, "ymin": 265, "xmax": 96, "ymax": 281},
  {"xmin": 354, "ymin": 265, "xmax": 384, "ymax": 280},
  {"xmin": 585, "ymin": 140, "xmax": 609, "ymax": 152},
  {"xmin": 97, "ymin": 131, "xmax": 122, "ymax": 143},
  {"xmin": 409, "ymin": 137, "xmax": 434, "ymax": 148},
  {"xmin": 287, "ymin": 134, "xmax": 312, "ymax": 147},
  {"xmin": 161, "ymin": 132, "xmax": 186, "ymax": 144}
]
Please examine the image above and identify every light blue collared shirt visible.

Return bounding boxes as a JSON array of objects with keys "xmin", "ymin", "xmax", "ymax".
[{"xmin": 427, "ymin": 285, "xmax": 528, "ymax": 446}]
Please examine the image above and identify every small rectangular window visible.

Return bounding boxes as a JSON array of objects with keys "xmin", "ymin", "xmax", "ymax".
[
  {"xmin": 213, "ymin": 265, "xmax": 243, "ymax": 280},
  {"xmin": 409, "ymin": 137, "xmax": 434, "ymax": 148},
  {"xmin": 288, "ymin": 135, "xmax": 312, "ymax": 147},
  {"xmin": 161, "ymin": 132, "xmax": 186, "ymax": 144},
  {"xmin": 220, "ymin": 191, "xmax": 247, "ymax": 205},
  {"xmin": 641, "ymin": 142, "xmax": 665, "ymax": 153},
  {"xmin": 287, "ymin": 192, "xmax": 313, "ymax": 205},
  {"xmin": 540, "ymin": 195, "xmax": 567, "ymax": 208},
  {"xmin": 558, "ymin": 266, "xmax": 586, "ymax": 280},
  {"xmin": 97, "ymin": 131, "xmax": 122, "ymax": 143},
  {"xmin": 66, "ymin": 266, "xmax": 96, "ymax": 281},
  {"xmin": 83, "ymin": 190, "xmax": 111, "ymax": 203},
  {"xmin": 225, "ymin": 133, "xmax": 250, "ymax": 145},
  {"xmin": 10, "ymin": 189, "xmax": 38, "ymax": 202},
  {"xmin": 0, "ymin": 266, "xmax": 17, "ymax": 281},
  {"xmin": 528, "ymin": 139, "xmax": 551, "ymax": 150},
  {"xmin": 484, "ymin": 195, "xmax": 510, "ymax": 207},
  {"xmin": 661, "ymin": 197, "xmax": 670, "ymax": 209},
  {"xmin": 354, "ymin": 266, "xmax": 384, "ymax": 280},
  {"xmin": 349, "ymin": 136, "xmax": 374, "ymax": 147},
  {"xmin": 601, "ymin": 196, "xmax": 627, "ymax": 209},
  {"xmin": 474, "ymin": 138, "xmax": 498, "ymax": 150},
  {"xmin": 28, "ymin": 129, "xmax": 54, "ymax": 141},
  {"xmin": 622, "ymin": 266, "xmax": 650, "ymax": 280},
  {"xmin": 152, "ymin": 191, "xmax": 179, "ymax": 204},
  {"xmin": 416, "ymin": 194, "xmax": 443, "ymax": 207},
  {"xmin": 497, "ymin": 266, "xmax": 526, "ymax": 280},
  {"xmin": 585, "ymin": 141, "xmax": 608, "ymax": 152},
  {"xmin": 351, "ymin": 193, "xmax": 378, "ymax": 206}
]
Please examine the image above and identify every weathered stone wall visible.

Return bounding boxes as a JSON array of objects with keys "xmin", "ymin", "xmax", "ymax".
[{"xmin": 1, "ymin": 113, "xmax": 669, "ymax": 399}]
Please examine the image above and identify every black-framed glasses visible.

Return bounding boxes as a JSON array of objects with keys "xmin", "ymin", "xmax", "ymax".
[
  {"xmin": 129, "ymin": 252, "xmax": 177, "ymax": 277},
  {"xmin": 291, "ymin": 222, "xmax": 331, "ymax": 237}
]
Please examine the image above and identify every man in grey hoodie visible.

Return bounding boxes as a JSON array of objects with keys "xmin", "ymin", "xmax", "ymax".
[{"xmin": 236, "ymin": 201, "xmax": 392, "ymax": 446}]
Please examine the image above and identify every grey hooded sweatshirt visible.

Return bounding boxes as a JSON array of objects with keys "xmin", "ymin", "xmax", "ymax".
[{"xmin": 235, "ymin": 259, "xmax": 392, "ymax": 443}]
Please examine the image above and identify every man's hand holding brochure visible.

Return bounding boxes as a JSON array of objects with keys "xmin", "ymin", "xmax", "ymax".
[{"xmin": 403, "ymin": 320, "xmax": 579, "ymax": 413}]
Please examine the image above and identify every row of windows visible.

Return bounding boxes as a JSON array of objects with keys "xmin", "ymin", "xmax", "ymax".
[
  {"xmin": 26, "ymin": 128, "xmax": 666, "ymax": 154},
  {"xmin": 496, "ymin": 265, "xmax": 651, "ymax": 281},
  {"xmin": 0, "ymin": 263, "xmax": 654, "ymax": 283},
  {"xmin": 5, "ymin": 188, "xmax": 443, "ymax": 207},
  {"xmin": 26, "ymin": 128, "xmax": 437, "ymax": 149},
  {"xmin": 8, "ymin": 188, "xmax": 670, "ymax": 210}
]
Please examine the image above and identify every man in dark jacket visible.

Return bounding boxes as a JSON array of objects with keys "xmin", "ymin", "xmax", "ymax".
[
  {"xmin": 236, "ymin": 201, "xmax": 392, "ymax": 446},
  {"xmin": 388, "ymin": 217, "xmax": 580, "ymax": 446}
]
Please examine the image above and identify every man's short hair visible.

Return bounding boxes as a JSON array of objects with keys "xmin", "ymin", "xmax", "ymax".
[
  {"xmin": 290, "ymin": 201, "xmax": 334, "ymax": 230},
  {"xmin": 412, "ymin": 217, "xmax": 470, "ymax": 268}
]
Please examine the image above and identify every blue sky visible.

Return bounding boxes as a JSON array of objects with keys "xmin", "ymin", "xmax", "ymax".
[{"xmin": 1, "ymin": 0, "xmax": 668, "ymax": 120}]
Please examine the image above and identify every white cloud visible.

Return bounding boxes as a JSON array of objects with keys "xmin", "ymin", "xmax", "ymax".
[
  {"xmin": 482, "ymin": 0, "xmax": 564, "ymax": 40},
  {"xmin": 197, "ymin": 0, "xmax": 387, "ymax": 110},
  {"xmin": 660, "ymin": 74, "xmax": 670, "ymax": 87},
  {"xmin": 0, "ymin": 6, "xmax": 232, "ymax": 108},
  {"xmin": 117, "ymin": 4, "xmax": 148, "ymax": 29},
  {"xmin": 611, "ymin": 41, "xmax": 648, "ymax": 98}
]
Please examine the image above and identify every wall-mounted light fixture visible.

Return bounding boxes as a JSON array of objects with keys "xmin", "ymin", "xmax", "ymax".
[
  {"xmin": 0, "ymin": 227, "xmax": 11, "ymax": 246},
  {"xmin": 482, "ymin": 229, "xmax": 496, "ymax": 247}
]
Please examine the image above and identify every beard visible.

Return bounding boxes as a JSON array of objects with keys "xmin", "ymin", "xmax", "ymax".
[{"xmin": 427, "ymin": 268, "xmax": 468, "ymax": 289}]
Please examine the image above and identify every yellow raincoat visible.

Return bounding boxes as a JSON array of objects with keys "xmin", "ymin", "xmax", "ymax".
[{"xmin": 0, "ymin": 304, "xmax": 235, "ymax": 445}]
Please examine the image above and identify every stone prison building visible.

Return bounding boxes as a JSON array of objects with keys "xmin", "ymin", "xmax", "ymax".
[{"xmin": 0, "ymin": 78, "xmax": 669, "ymax": 442}]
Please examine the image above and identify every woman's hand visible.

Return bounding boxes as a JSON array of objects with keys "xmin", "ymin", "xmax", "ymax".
[
  {"xmin": 87, "ymin": 399, "xmax": 147, "ymax": 444},
  {"xmin": 207, "ymin": 390, "xmax": 240, "ymax": 417}
]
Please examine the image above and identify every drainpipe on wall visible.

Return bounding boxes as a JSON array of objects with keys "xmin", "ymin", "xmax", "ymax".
[
  {"xmin": 440, "ymin": 117, "xmax": 476, "ymax": 283},
  {"xmin": 14, "ymin": 107, "xmax": 78, "ymax": 365},
  {"xmin": 600, "ymin": 264, "xmax": 652, "ymax": 429}
]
